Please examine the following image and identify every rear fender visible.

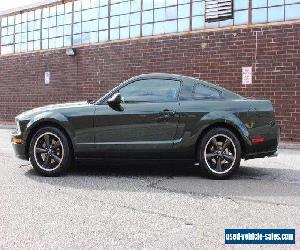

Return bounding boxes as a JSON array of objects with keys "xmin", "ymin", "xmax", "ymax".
[{"xmin": 197, "ymin": 111, "xmax": 252, "ymax": 148}]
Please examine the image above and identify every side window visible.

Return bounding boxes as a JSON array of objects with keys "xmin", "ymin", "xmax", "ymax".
[
  {"xmin": 193, "ymin": 84, "xmax": 221, "ymax": 99},
  {"xmin": 179, "ymin": 80, "xmax": 196, "ymax": 101},
  {"xmin": 119, "ymin": 79, "xmax": 180, "ymax": 103}
]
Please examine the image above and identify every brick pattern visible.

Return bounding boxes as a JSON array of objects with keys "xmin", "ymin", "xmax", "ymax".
[{"xmin": 0, "ymin": 23, "xmax": 299, "ymax": 142}]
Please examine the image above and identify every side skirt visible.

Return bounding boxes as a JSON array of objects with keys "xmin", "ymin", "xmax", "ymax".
[{"xmin": 75, "ymin": 157, "xmax": 195, "ymax": 166}]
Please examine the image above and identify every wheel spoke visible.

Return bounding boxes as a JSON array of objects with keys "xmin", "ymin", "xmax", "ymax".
[
  {"xmin": 216, "ymin": 158, "xmax": 222, "ymax": 172},
  {"xmin": 206, "ymin": 153, "xmax": 217, "ymax": 160},
  {"xmin": 223, "ymin": 154, "xmax": 234, "ymax": 163},
  {"xmin": 36, "ymin": 147, "xmax": 47, "ymax": 154},
  {"xmin": 211, "ymin": 138, "xmax": 218, "ymax": 148},
  {"xmin": 51, "ymin": 154, "xmax": 61, "ymax": 163},
  {"xmin": 52, "ymin": 140, "xmax": 61, "ymax": 149},
  {"xmin": 42, "ymin": 154, "xmax": 50, "ymax": 169},
  {"xmin": 222, "ymin": 139, "xmax": 231, "ymax": 150},
  {"xmin": 44, "ymin": 134, "xmax": 50, "ymax": 147}
]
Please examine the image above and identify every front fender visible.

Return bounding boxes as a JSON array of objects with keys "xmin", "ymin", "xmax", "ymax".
[{"xmin": 23, "ymin": 111, "xmax": 75, "ymax": 146}]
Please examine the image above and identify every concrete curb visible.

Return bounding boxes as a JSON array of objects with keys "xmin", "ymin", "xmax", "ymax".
[
  {"xmin": 0, "ymin": 124, "xmax": 15, "ymax": 129},
  {"xmin": 278, "ymin": 143, "xmax": 300, "ymax": 150},
  {"xmin": 0, "ymin": 124, "xmax": 299, "ymax": 150}
]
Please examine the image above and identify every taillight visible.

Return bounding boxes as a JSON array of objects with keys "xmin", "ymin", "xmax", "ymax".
[{"xmin": 252, "ymin": 137, "xmax": 265, "ymax": 144}]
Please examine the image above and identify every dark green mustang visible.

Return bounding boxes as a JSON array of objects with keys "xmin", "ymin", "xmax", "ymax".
[{"xmin": 11, "ymin": 73, "xmax": 279, "ymax": 179}]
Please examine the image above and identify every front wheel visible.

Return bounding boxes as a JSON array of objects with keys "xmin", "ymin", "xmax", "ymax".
[
  {"xmin": 29, "ymin": 126, "xmax": 72, "ymax": 176},
  {"xmin": 198, "ymin": 128, "xmax": 241, "ymax": 179}
]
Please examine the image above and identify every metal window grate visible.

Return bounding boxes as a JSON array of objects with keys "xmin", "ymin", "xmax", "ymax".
[{"xmin": 205, "ymin": 0, "xmax": 233, "ymax": 22}]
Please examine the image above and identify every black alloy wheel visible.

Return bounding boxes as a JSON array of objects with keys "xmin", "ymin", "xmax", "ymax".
[
  {"xmin": 199, "ymin": 128, "xmax": 241, "ymax": 179},
  {"xmin": 29, "ymin": 126, "xmax": 72, "ymax": 176}
]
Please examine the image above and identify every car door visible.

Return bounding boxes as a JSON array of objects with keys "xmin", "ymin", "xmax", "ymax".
[{"xmin": 93, "ymin": 77, "xmax": 181, "ymax": 158}]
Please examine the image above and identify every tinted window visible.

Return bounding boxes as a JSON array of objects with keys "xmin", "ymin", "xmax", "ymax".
[
  {"xmin": 119, "ymin": 79, "xmax": 180, "ymax": 103},
  {"xmin": 179, "ymin": 80, "xmax": 196, "ymax": 100},
  {"xmin": 194, "ymin": 84, "xmax": 220, "ymax": 99}
]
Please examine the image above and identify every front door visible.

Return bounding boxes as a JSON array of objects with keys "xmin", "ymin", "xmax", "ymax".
[{"xmin": 93, "ymin": 78, "xmax": 181, "ymax": 158}]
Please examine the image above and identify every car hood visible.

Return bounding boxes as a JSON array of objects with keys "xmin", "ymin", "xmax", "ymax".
[{"xmin": 16, "ymin": 101, "xmax": 89, "ymax": 120}]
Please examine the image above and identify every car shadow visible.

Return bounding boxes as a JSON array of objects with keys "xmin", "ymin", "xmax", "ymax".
[
  {"xmin": 24, "ymin": 160, "xmax": 300, "ymax": 203},
  {"xmin": 25, "ymin": 160, "xmax": 204, "ymax": 178}
]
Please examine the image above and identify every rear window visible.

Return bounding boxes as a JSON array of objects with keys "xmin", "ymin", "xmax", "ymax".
[{"xmin": 193, "ymin": 84, "xmax": 221, "ymax": 99}]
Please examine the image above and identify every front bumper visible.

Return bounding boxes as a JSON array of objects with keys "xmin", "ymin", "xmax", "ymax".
[{"xmin": 11, "ymin": 133, "xmax": 28, "ymax": 160}]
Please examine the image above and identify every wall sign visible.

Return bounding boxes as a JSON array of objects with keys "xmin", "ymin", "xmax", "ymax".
[
  {"xmin": 242, "ymin": 67, "xmax": 252, "ymax": 85},
  {"xmin": 45, "ymin": 72, "xmax": 50, "ymax": 85}
]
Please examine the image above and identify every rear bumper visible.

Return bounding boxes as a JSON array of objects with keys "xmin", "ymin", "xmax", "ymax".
[
  {"xmin": 244, "ymin": 150, "xmax": 278, "ymax": 160},
  {"xmin": 11, "ymin": 133, "xmax": 28, "ymax": 160},
  {"xmin": 243, "ymin": 124, "xmax": 280, "ymax": 160}
]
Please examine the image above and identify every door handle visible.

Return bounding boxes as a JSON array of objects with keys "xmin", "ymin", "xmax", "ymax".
[
  {"xmin": 157, "ymin": 109, "xmax": 176, "ymax": 120},
  {"xmin": 159, "ymin": 109, "xmax": 175, "ymax": 116}
]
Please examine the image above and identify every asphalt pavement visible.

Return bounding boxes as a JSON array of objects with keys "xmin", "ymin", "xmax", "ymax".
[{"xmin": 0, "ymin": 128, "xmax": 300, "ymax": 249}]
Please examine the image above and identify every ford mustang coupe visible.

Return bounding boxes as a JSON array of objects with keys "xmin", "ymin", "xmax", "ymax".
[{"xmin": 11, "ymin": 73, "xmax": 279, "ymax": 179}]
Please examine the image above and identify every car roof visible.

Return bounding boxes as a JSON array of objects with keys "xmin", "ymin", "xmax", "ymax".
[
  {"xmin": 129, "ymin": 73, "xmax": 197, "ymax": 82},
  {"xmin": 128, "ymin": 73, "xmax": 242, "ymax": 99},
  {"xmin": 128, "ymin": 73, "xmax": 222, "ymax": 90}
]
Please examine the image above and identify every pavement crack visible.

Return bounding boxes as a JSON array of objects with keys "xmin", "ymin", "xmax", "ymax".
[
  {"xmin": 113, "ymin": 202, "xmax": 194, "ymax": 226},
  {"xmin": 90, "ymin": 196, "xmax": 194, "ymax": 226},
  {"xmin": 148, "ymin": 183, "xmax": 300, "ymax": 208},
  {"xmin": 50, "ymin": 187, "xmax": 194, "ymax": 226},
  {"xmin": 224, "ymin": 196, "xmax": 300, "ymax": 208},
  {"xmin": 19, "ymin": 163, "xmax": 31, "ymax": 168}
]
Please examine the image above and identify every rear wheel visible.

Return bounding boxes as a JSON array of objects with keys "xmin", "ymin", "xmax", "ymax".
[
  {"xmin": 198, "ymin": 128, "xmax": 241, "ymax": 179},
  {"xmin": 29, "ymin": 126, "xmax": 72, "ymax": 176}
]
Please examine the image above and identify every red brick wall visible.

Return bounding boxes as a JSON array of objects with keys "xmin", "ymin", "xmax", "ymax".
[{"xmin": 0, "ymin": 22, "xmax": 299, "ymax": 142}]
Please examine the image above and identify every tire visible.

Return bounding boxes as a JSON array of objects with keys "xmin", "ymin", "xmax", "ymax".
[
  {"xmin": 198, "ymin": 128, "xmax": 241, "ymax": 179},
  {"xmin": 29, "ymin": 126, "xmax": 72, "ymax": 176}
]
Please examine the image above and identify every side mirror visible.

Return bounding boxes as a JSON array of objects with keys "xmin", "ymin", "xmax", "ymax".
[{"xmin": 107, "ymin": 93, "xmax": 123, "ymax": 106}]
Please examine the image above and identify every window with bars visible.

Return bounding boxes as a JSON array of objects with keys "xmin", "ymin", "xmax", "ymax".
[
  {"xmin": 141, "ymin": 0, "xmax": 191, "ymax": 37},
  {"xmin": 1, "ymin": 15, "xmax": 15, "ymax": 54},
  {"xmin": 252, "ymin": 0, "xmax": 300, "ymax": 24},
  {"xmin": 42, "ymin": 2, "xmax": 73, "ymax": 50},
  {"xmin": 1, "ymin": 0, "xmax": 300, "ymax": 55},
  {"xmin": 109, "ymin": 0, "xmax": 141, "ymax": 40}
]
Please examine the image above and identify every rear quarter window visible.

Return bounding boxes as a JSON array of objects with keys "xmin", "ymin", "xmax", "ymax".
[
  {"xmin": 193, "ymin": 84, "xmax": 221, "ymax": 99},
  {"xmin": 179, "ymin": 80, "xmax": 195, "ymax": 100}
]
